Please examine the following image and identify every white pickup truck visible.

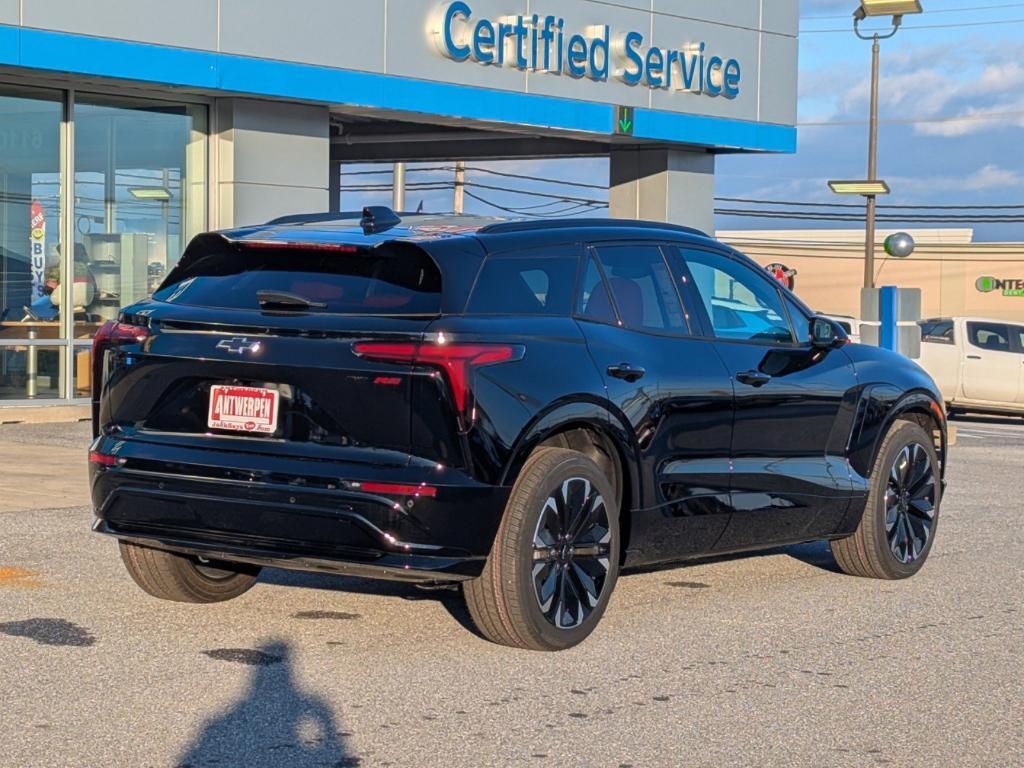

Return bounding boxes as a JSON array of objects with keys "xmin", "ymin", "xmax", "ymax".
[{"xmin": 917, "ymin": 316, "xmax": 1024, "ymax": 417}]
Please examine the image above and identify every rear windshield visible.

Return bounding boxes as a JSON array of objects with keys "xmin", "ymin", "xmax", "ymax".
[{"xmin": 154, "ymin": 243, "xmax": 442, "ymax": 315}]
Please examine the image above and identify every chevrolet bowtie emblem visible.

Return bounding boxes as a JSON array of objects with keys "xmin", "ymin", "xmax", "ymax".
[{"xmin": 216, "ymin": 337, "xmax": 262, "ymax": 355}]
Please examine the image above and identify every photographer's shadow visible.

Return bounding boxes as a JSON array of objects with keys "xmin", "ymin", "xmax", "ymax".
[{"xmin": 176, "ymin": 640, "xmax": 358, "ymax": 768}]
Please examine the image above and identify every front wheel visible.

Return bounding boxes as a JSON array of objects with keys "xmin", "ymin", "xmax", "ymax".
[
  {"xmin": 119, "ymin": 542, "xmax": 261, "ymax": 603},
  {"xmin": 464, "ymin": 447, "xmax": 619, "ymax": 651},
  {"xmin": 831, "ymin": 420, "xmax": 941, "ymax": 579}
]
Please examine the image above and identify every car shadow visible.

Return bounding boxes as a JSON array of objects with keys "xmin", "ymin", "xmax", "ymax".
[
  {"xmin": 257, "ymin": 539, "xmax": 841, "ymax": 638},
  {"xmin": 175, "ymin": 639, "xmax": 360, "ymax": 768},
  {"xmin": 622, "ymin": 539, "xmax": 842, "ymax": 579},
  {"xmin": 258, "ymin": 569, "xmax": 485, "ymax": 639}
]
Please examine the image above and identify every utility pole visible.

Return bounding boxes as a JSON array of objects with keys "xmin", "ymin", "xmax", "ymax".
[
  {"xmin": 864, "ymin": 34, "xmax": 881, "ymax": 290},
  {"xmin": 392, "ymin": 162, "xmax": 406, "ymax": 212},
  {"xmin": 454, "ymin": 161, "xmax": 465, "ymax": 214}
]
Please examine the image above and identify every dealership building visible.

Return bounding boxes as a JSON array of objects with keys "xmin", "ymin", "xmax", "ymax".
[{"xmin": 0, "ymin": 0, "xmax": 798, "ymax": 410}]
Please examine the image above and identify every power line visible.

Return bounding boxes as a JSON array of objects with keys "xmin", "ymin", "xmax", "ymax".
[
  {"xmin": 464, "ymin": 189, "xmax": 605, "ymax": 217},
  {"xmin": 716, "ymin": 197, "xmax": 1024, "ymax": 210},
  {"xmin": 800, "ymin": 109, "xmax": 1024, "ymax": 127},
  {"xmin": 715, "ymin": 208, "xmax": 1024, "ymax": 222},
  {"xmin": 802, "ymin": 16, "xmax": 1024, "ymax": 32},
  {"xmin": 801, "ymin": 2, "xmax": 1024, "ymax": 20},
  {"xmin": 462, "ymin": 165, "xmax": 608, "ymax": 190}
]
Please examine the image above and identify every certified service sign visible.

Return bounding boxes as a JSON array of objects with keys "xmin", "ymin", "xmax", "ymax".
[
  {"xmin": 432, "ymin": 2, "xmax": 742, "ymax": 98},
  {"xmin": 976, "ymin": 276, "xmax": 1024, "ymax": 297}
]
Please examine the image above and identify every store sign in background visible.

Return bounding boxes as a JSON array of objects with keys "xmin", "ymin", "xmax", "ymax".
[
  {"xmin": 976, "ymin": 275, "xmax": 1024, "ymax": 297},
  {"xmin": 434, "ymin": 2, "xmax": 742, "ymax": 99},
  {"xmin": 29, "ymin": 200, "xmax": 46, "ymax": 298}
]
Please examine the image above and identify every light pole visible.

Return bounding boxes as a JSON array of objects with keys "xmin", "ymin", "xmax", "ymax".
[{"xmin": 829, "ymin": 0, "xmax": 922, "ymax": 290}]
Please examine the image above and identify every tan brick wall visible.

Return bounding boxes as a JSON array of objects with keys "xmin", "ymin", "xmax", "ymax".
[{"xmin": 719, "ymin": 238, "xmax": 1024, "ymax": 322}]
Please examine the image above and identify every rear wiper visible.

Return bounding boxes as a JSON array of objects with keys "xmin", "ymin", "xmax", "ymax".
[{"xmin": 256, "ymin": 290, "xmax": 327, "ymax": 311}]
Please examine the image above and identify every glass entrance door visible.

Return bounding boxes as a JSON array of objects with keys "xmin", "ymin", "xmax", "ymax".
[{"xmin": 0, "ymin": 86, "xmax": 64, "ymax": 400}]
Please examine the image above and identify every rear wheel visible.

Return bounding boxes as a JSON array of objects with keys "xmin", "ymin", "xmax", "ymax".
[
  {"xmin": 464, "ymin": 447, "xmax": 619, "ymax": 651},
  {"xmin": 119, "ymin": 542, "xmax": 261, "ymax": 603},
  {"xmin": 831, "ymin": 420, "xmax": 940, "ymax": 579}
]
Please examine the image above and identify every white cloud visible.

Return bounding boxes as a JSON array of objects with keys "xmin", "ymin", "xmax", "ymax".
[
  {"xmin": 890, "ymin": 164, "xmax": 1023, "ymax": 194},
  {"xmin": 810, "ymin": 37, "xmax": 1024, "ymax": 139}
]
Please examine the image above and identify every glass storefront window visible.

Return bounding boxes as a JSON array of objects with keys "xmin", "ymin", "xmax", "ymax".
[
  {"xmin": 0, "ymin": 87, "xmax": 207, "ymax": 402},
  {"xmin": 0, "ymin": 346, "xmax": 62, "ymax": 399},
  {"xmin": 74, "ymin": 96, "xmax": 207, "ymax": 343},
  {"xmin": 0, "ymin": 86, "xmax": 63, "ymax": 400}
]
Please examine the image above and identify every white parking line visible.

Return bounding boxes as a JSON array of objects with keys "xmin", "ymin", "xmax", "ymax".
[{"xmin": 956, "ymin": 429, "xmax": 1024, "ymax": 440}]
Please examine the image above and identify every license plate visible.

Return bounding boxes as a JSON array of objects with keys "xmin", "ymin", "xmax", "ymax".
[{"xmin": 208, "ymin": 385, "xmax": 279, "ymax": 435}]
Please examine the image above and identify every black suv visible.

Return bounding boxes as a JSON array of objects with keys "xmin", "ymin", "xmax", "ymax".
[{"xmin": 90, "ymin": 210, "xmax": 947, "ymax": 651}]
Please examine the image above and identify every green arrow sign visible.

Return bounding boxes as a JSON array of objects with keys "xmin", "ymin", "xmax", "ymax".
[{"xmin": 615, "ymin": 106, "xmax": 634, "ymax": 136}]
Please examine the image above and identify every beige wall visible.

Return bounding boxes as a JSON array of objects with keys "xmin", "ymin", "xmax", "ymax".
[{"xmin": 718, "ymin": 232, "xmax": 1024, "ymax": 322}]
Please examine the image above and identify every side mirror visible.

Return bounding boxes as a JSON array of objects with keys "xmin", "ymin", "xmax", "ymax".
[{"xmin": 810, "ymin": 317, "xmax": 847, "ymax": 349}]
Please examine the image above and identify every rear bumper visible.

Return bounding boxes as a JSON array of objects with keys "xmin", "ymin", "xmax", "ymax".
[{"xmin": 90, "ymin": 433, "xmax": 509, "ymax": 582}]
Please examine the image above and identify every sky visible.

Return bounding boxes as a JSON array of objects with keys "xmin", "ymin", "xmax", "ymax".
[{"xmin": 343, "ymin": 1, "xmax": 1024, "ymax": 242}]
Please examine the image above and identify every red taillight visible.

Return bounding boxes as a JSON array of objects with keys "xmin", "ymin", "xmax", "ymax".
[
  {"xmin": 92, "ymin": 320, "xmax": 150, "ymax": 358},
  {"xmin": 91, "ymin": 320, "xmax": 150, "ymax": 437},
  {"xmin": 243, "ymin": 241, "xmax": 359, "ymax": 253},
  {"xmin": 358, "ymin": 482, "xmax": 437, "ymax": 498},
  {"xmin": 88, "ymin": 450, "xmax": 120, "ymax": 467},
  {"xmin": 353, "ymin": 340, "xmax": 523, "ymax": 429}
]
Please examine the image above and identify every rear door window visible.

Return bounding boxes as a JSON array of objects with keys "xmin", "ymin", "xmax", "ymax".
[
  {"xmin": 967, "ymin": 322, "xmax": 1011, "ymax": 352},
  {"xmin": 155, "ymin": 242, "xmax": 442, "ymax": 315},
  {"xmin": 590, "ymin": 244, "xmax": 689, "ymax": 334},
  {"xmin": 920, "ymin": 319, "xmax": 955, "ymax": 344},
  {"xmin": 465, "ymin": 248, "xmax": 579, "ymax": 316}
]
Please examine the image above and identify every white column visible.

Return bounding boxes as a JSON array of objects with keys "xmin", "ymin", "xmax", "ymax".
[
  {"xmin": 213, "ymin": 99, "xmax": 329, "ymax": 228},
  {"xmin": 609, "ymin": 148, "xmax": 716, "ymax": 235}
]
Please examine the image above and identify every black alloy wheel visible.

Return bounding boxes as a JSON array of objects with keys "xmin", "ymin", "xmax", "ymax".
[
  {"xmin": 884, "ymin": 442, "xmax": 936, "ymax": 564},
  {"xmin": 831, "ymin": 420, "xmax": 941, "ymax": 580},
  {"xmin": 464, "ymin": 447, "xmax": 620, "ymax": 651},
  {"xmin": 531, "ymin": 477, "xmax": 613, "ymax": 630}
]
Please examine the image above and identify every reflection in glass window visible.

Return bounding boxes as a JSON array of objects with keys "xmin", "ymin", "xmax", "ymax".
[
  {"xmin": 682, "ymin": 249, "xmax": 794, "ymax": 344},
  {"xmin": 920, "ymin": 318, "xmax": 955, "ymax": 345},
  {"xmin": 967, "ymin": 322, "xmax": 1011, "ymax": 352},
  {"xmin": 577, "ymin": 254, "xmax": 615, "ymax": 325},
  {"xmin": 73, "ymin": 96, "xmax": 207, "ymax": 335},
  {"xmin": 466, "ymin": 251, "xmax": 578, "ymax": 316},
  {"xmin": 0, "ymin": 86, "xmax": 64, "ymax": 399},
  {"xmin": 593, "ymin": 245, "xmax": 687, "ymax": 333}
]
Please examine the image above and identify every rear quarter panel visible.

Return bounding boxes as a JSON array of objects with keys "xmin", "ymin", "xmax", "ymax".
[
  {"xmin": 842, "ymin": 343, "xmax": 947, "ymax": 486},
  {"xmin": 421, "ymin": 315, "xmax": 608, "ymax": 486}
]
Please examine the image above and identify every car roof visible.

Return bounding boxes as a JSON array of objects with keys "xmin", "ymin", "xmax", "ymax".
[{"xmin": 216, "ymin": 211, "xmax": 715, "ymax": 250}]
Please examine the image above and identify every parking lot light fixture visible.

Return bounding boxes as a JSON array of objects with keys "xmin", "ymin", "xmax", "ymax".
[
  {"xmin": 856, "ymin": 0, "xmax": 923, "ymax": 19},
  {"xmin": 838, "ymin": 1, "xmax": 923, "ymax": 291},
  {"xmin": 828, "ymin": 180, "xmax": 891, "ymax": 196}
]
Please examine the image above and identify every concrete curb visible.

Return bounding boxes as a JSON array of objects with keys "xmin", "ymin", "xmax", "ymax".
[{"xmin": 0, "ymin": 404, "xmax": 90, "ymax": 425}]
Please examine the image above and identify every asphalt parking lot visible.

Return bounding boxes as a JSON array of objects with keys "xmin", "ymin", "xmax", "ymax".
[{"xmin": 1, "ymin": 417, "xmax": 1022, "ymax": 768}]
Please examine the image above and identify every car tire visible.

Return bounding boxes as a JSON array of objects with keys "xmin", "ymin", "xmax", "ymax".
[
  {"xmin": 119, "ymin": 542, "xmax": 261, "ymax": 603},
  {"xmin": 831, "ymin": 420, "xmax": 941, "ymax": 579},
  {"xmin": 464, "ymin": 447, "xmax": 620, "ymax": 651}
]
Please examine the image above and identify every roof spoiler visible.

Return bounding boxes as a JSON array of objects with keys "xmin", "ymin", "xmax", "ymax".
[{"xmin": 262, "ymin": 207, "xmax": 404, "ymax": 233}]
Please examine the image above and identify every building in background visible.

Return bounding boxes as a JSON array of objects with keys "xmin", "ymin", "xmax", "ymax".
[
  {"xmin": 0, "ymin": 1, "xmax": 799, "ymax": 408},
  {"xmin": 719, "ymin": 229, "xmax": 1024, "ymax": 323}
]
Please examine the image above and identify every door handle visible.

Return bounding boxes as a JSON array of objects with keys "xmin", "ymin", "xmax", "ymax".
[
  {"xmin": 607, "ymin": 363, "xmax": 646, "ymax": 382},
  {"xmin": 966, "ymin": 355, "xmax": 982, "ymax": 360},
  {"xmin": 736, "ymin": 370, "xmax": 772, "ymax": 387}
]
